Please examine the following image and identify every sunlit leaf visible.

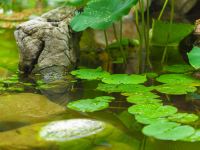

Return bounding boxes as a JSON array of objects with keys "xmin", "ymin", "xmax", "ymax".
[
  {"xmin": 184, "ymin": 129, "xmax": 200, "ymax": 142},
  {"xmin": 71, "ymin": 67, "xmax": 110, "ymax": 80},
  {"xmin": 128, "ymin": 104, "xmax": 177, "ymax": 118},
  {"xmin": 187, "ymin": 47, "xmax": 200, "ymax": 70},
  {"xmin": 65, "ymin": 0, "xmax": 90, "ymax": 6},
  {"xmin": 67, "ymin": 96, "xmax": 114, "ymax": 112},
  {"xmin": 163, "ymin": 64, "xmax": 194, "ymax": 73},
  {"xmin": 168, "ymin": 113, "xmax": 199, "ymax": 124},
  {"xmin": 102, "ymin": 74, "xmax": 147, "ymax": 84},
  {"xmin": 97, "ymin": 83, "xmax": 152, "ymax": 93},
  {"xmin": 142, "ymin": 122, "xmax": 195, "ymax": 141},
  {"xmin": 155, "ymin": 84, "xmax": 197, "ymax": 95},
  {"xmin": 156, "ymin": 74, "xmax": 200, "ymax": 85},
  {"xmin": 135, "ymin": 115, "xmax": 168, "ymax": 125},
  {"xmin": 70, "ymin": 0, "xmax": 138, "ymax": 31}
]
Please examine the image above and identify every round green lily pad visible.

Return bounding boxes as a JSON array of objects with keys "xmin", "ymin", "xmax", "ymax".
[
  {"xmin": 155, "ymin": 84, "xmax": 197, "ymax": 95},
  {"xmin": 101, "ymin": 74, "xmax": 147, "ymax": 84},
  {"xmin": 135, "ymin": 115, "xmax": 168, "ymax": 125},
  {"xmin": 163, "ymin": 64, "xmax": 194, "ymax": 73},
  {"xmin": 184, "ymin": 129, "xmax": 200, "ymax": 142},
  {"xmin": 128, "ymin": 104, "xmax": 177, "ymax": 118},
  {"xmin": 156, "ymin": 74, "xmax": 200, "ymax": 85},
  {"xmin": 127, "ymin": 97, "xmax": 162, "ymax": 104},
  {"xmin": 142, "ymin": 122, "xmax": 195, "ymax": 141},
  {"xmin": 71, "ymin": 67, "xmax": 110, "ymax": 80},
  {"xmin": 67, "ymin": 96, "xmax": 114, "ymax": 112},
  {"xmin": 97, "ymin": 83, "xmax": 152, "ymax": 93},
  {"xmin": 168, "ymin": 113, "xmax": 199, "ymax": 124}
]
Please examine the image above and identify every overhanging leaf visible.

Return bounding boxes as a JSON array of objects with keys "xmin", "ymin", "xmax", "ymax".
[
  {"xmin": 67, "ymin": 96, "xmax": 115, "ymax": 112},
  {"xmin": 187, "ymin": 47, "xmax": 200, "ymax": 70},
  {"xmin": 70, "ymin": 0, "xmax": 138, "ymax": 31}
]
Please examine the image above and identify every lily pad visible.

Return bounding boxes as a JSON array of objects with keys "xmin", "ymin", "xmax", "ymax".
[
  {"xmin": 142, "ymin": 122, "xmax": 195, "ymax": 141},
  {"xmin": 97, "ymin": 83, "xmax": 152, "ymax": 93},
  {"xmin": 70, "ymin": 0, "xmax": 138, "ymax": 31},
  {"xmin": 135, "ymin": 115, "xmax": 168, "ymax": 125},
  {"xmin": 163, "ymin": 64, "xmax": 194, "ymax": 73},
  {"xmin": 187, "ymin": 46, "xmax": 200, "ymax": 70},
  {"xmin": 102, "ymin": 74, "xmax": 147, "ymax": 84},
  {"xmin": 128, "ymin": 104, "xmax": 177, "ymax": 118},
  {"xmin": 184, "ymin": 129, "xmax": 200, "ymax": 142},
  {"xmin": 156, "ymin": 74, "xmax": 200, "ymax": 85},
  {"xmin": 67, "ymin": 96, "xmax": 114, "ymax": 112},
  {"xmin": 168, "ymin": 113, "xmax": 199, "ymax": 124},
  {"xmin": 71, "ymin": 67, "xmax": 109, "ymax": 80},
  {"xmin": 155, "ymin": 84, "xmax": 197, "ymax": 95}
]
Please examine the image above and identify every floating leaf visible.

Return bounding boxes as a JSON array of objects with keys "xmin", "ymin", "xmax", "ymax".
[
  {"xmin": 163, "ymin": 64, "xmax": 194, "ymax": 73},
  {"xmin": 128, "ymin": 104, "xmax": 177, "ymax": 118},
  {"xmin": 156, "ymin": 74, "xmax": 200, "ymax": 85},
  {"xmin": 102, "ymin": 74, "xmax": 147, "ymax": 84},
  {"xmin": 97, "ymin": 83, "xmax": 152, "ymax": 93},
  {"xmin": 135, "ymin": 115, "xmax": 168, "ymax": 125},
  {"xmin": 144, "ymin": 72, "xmax": 159, "ymax": 79},
  {"xmin": 127, "ymin": 97, "xmax": 162, "ymax": 104},
  {"xmin": 142, "ymin": 122, "xmax": 195, "ymax": 141},
  {"xmin": 71, "ymin": 67, "xmax": 110, "ymax": 80},
  {"xmin": 168, "ymin": 113, "xmax": 199, "ymax": 124},
  {"xmin": 187, "ymin": 46, "xmax": 200, "ymax": 70},
  {"xmin": 67, "ymin": 96, "xmax": 114, "ymax": 112},
  {"xmin": 155, "ymin": 84, "xmax": 197, "ymax": 95},
  {"xmin": 151, "ymin": 20, "xmax": 194, "ymax": 47},
  {"xmin": 70, "ymin": 0, "xmax": 138, "ymax": 31},
  {"xmin": 184, "ymin": 129, "xmax": 200, "ymax": 142}
]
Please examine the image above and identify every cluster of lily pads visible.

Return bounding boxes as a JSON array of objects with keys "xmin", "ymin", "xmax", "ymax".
[{"xmin": 67, "ymin": 65, "xmax": 200, "ymax": 142}]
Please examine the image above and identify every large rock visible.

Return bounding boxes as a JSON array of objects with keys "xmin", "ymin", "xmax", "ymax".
[{"xmin": 14, "ymin": 7, "xmax": 81, "ymax": 81}]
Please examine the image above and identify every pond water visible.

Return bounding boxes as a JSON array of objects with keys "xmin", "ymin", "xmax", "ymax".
[{"xmin": 1, "ymin": 30, "xmax": 200, "ymax": 150}]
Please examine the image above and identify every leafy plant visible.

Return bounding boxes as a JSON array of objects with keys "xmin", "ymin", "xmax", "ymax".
[
  {"xmin": 67, "ymin": 96, "xmax": 114, "ymax": 112},
  {"xmin": 187, "ymin": 47, "xmax": 200, "ymax": 70},
  {"xmin": 168, "ymin": 113, "xmax": 199, "ymax": 124},
  {"xmin": 163, "ymin": 64, "xmax": 194, "ymax": 73}
]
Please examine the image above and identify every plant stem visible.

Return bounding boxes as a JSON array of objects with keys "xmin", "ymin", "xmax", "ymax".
[
  {"xmin": 112, "ymin": 23, "xmax": 127, "ymax": 63},
  {"xmin": 161, "ymin": 0, "xmax": 174, "ymax": 64},
  {"xmin": 104, "ymin": 30, "xmax": 109, "ymax": 49},
  {"xmin": 158, "ymin": 0, "xmax": 169, "ymax": 20},
  {"xmin": 146, "ymin": 0, "xmax": 153, "ymax": 70}
]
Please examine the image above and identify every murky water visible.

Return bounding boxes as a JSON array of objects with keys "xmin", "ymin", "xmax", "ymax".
[{"xmin": 0, "ymin": 29, "xmax": 200, "ymax": 150}]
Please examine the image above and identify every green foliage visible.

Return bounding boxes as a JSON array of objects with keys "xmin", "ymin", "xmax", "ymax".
[
  {"xmin": 135, "ymin": 115, "xmax": 168, "ymax": 125},
  {"xmin": 128, "ymin": 104, "xmax": 177, "ymax": 118},
  {"xmin": 70, "ymin": 0, "xmax": 138, "ymax": 31},
  {"xmin": 67, "ymin": 96, "xmax": 114, "ymax": 112},
  {"xmin": 101, "ymin": 74, "xmax": 147, "ymax": 84},
  {"xmin": 163, "ymin": 64, "xmax": 194, "ymax": 73},
  {"xmin": 184, "ymin": 129, "xmax": 200, "ymax": 142},
  {"xmin": 65, "ymin": 0, "xmax": 90, "ymax": 6},
  {"xmin": 97, "ymin": 83, "xmax": 152, "ymax": 93},
  {"xmin": 71, "ymin": 67, "xmax": 110, "ymax": 80},
  {"xmin": 151, "ymin": 20, "xmax": 194, "ymax": 47},
  {"xmin": 168, "ymin": 113, "xmax": 199, "ymax": 124},
  {"xmin": 156, "ymin": 74, "xmax": 200, "ymax": 85},
  {"xmin": 155, "ymin": 84, "xmax": 197, "ymax": 95},
  {"xmin": 187, "ymin": 47, "xmax": 200, "ymax": 70}
]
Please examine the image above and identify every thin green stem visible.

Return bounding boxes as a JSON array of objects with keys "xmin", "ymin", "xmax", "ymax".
[
  {"xmin": 112, "ymin": 23, "xmax": 126, "ymax": 63},
  {"xmin": 146, "ymin": 0, "xmax": 152, "ymax": 70},
  {"xmin": 104, "ymin": 30, "xmax": 109, "ymax": 49},
  {"xmin": 158, "ymin": 0, "xmax": 169, "ymax": 20},
  {"xmin": 161, "ymin": 0, "xmax": 174, "ymax": 64},
  {"xmin": 120, "ymin": 19, "xmax": 123, "ymax": 43}
]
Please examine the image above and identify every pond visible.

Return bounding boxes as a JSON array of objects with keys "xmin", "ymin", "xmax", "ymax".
[{"xmin": 0, "ymin": 28, "xmax": 200, "ymax": 150}]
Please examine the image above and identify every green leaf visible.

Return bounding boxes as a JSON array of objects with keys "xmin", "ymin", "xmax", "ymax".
[
  {"xmin": 65, "ymin": 0, "xmax": 90, "ymax": 6},
  {"xmin": 135, "ymin": 115, "xmax": 168, "ymax": 125},
  {"xmin": 128, "ymin": 104, "xmax": 177, "ymax": 118},
  {"xmin": 67, "ymin": 96, "xmax": 114, "ymax": 112},
  {"xmin": 151, "ymin": 20, "xmax": 194, "ymax": 47},
  {"xmin": 142, "ymin": 122, "xmax": 195, "ymax": 141},
  {"xmin": 168, "ymin": 113, "xmax": 199, "ymax": 124},
  {"xmin": 156, "ymin": 74, "xmax": 200, "ymax": 85},
  {"xmin": 101, "ymin": 74, "xmax": 147, "ymax": 84},
  {"xmin": 70, "ymin": 0, "xmax": 138, "ymax": 31},
  {"xmin": 184, "ymin": 129, "xmax": 200, "ymax": 142},
  {"xmin": 187, "ymin": 47, "xmax": 200, "ymax": 70},
  {"xmin": 155, "ymin": 84, "xmax": 197, "ymax": 95},
  {"xmin": 163, "ymin": 64, "xmax": 194, "ymax": 73},
  {"xmin": 97, "ymin": 83, "xmax": 152, "ymax": 93},
  {"xmin": 71, "ymin": 67, "xmax": 110, "ymax": 80}
]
